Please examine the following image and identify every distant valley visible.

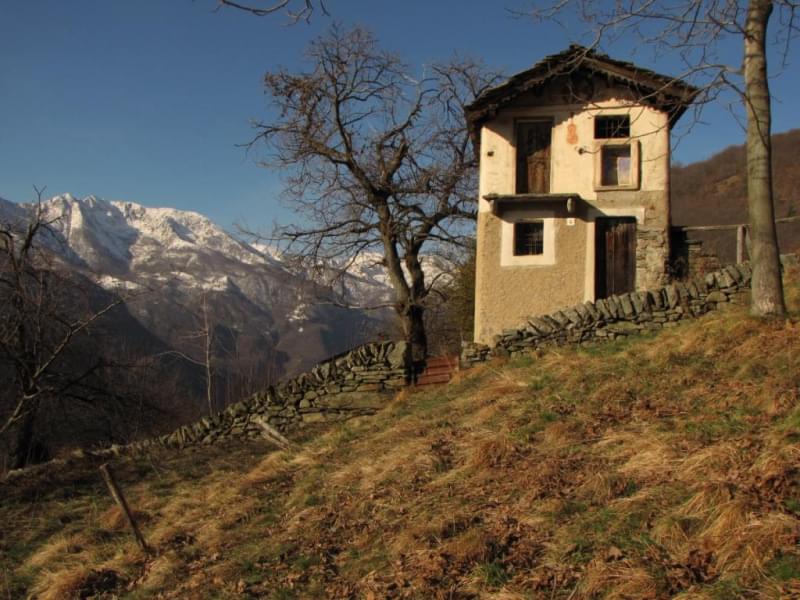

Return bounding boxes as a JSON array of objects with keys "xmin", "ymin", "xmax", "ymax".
[{"xmin": 0, "ymin": 194, "xmax": 398, "ymax": 416}]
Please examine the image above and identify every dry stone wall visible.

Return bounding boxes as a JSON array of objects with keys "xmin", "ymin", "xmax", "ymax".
[
  {"xmin": 124, "ymin": 340, "xmax": 411, "ymax": 452},
  {"xmin": 53, "ymin": 263, "xmax": 763, "ymax": 461},
  {"xmin": 461, "ymin": 263, "xmax": 753, "ymax": 367}
]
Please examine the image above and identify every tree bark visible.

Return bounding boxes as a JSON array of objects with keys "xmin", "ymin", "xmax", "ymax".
[
  {"xmin": 375, "ymin": 202, "xmax": 429, "ymax": 364},
  {"xmin": 10, "ymin": 406, "xmax": 37, "ymax": 470},
  {"xmin": 400, "ymin": 303, "xmax": 428, "ymax": 367},
  {"xmin": 404, "ymin": 249, "xmax": 428, "ymax": 365},
  {"xmin": 201, "ymin": 294, "xmax": 214, "ymax": 416},
  {"xmin": 744, "ymin": 0, "xmax": 786, "ymax": 317}
]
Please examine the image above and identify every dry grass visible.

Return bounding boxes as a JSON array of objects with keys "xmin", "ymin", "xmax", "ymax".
[
  {"xmin": 2, "ymin": 267, "xmax": 799, "ymax": 599},
  {"xmin": 28, "ymin": 565, "xmax": 91, "ymax": 600},
  {"xmin": 579, "ymin": 560, "xmax": 659, "ymax": 600}
]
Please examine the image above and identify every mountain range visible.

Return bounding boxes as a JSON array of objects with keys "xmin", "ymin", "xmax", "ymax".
[
  {"xmin": 3, "ymin": 129, "xmax": 798, "ymax": 412},
  {"xmin": 0, "ymin": 193, "xmax": 397, "ymax": 403}
]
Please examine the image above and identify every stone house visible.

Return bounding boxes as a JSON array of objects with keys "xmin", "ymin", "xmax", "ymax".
[{"xmin": 465, "ymin": 45, "xmax": 698, "ymax": 344}]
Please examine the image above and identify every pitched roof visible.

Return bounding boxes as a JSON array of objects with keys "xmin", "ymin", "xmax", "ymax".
[{"xmin": 465, "ymin": 44, "xmax": 699, "ymax": 143}]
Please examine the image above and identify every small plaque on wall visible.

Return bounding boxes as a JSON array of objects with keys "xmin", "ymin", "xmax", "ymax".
[{"xmin": 567, "ymin": 217, "xmax": 575, "ymax": 226}]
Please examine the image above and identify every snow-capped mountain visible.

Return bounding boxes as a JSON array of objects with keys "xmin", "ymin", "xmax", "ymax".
[{"xmin": 0, "ymin": 194, "xmax": 396, "ymax": 379}]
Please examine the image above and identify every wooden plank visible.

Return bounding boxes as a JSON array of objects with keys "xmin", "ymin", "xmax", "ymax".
[
  {"xmin": 415, "ymin": 355, "xmax": 457, "ymax": 387},
  {"xmin": 99, "ymin": 463, "xmax": 151, "ymax": 554},
  {"xmin": 676, "ymin": 215, "xmax": 800, "ymax": 233},
  {"xmin": 736, "ymin": 225, "xmax": 747, "ymax": 264},
  {"xmin": 416, "ymin": 374, "xmax": 453, "ymax": 386},
  {"xmin": 621, "ymin": 220, "xmax": 636, "ymax": 294}
]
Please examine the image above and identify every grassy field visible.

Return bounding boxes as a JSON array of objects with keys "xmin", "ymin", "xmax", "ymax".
[{"xmin": 2, "ymin": 268, "xmax": 799, "ymax": 599}]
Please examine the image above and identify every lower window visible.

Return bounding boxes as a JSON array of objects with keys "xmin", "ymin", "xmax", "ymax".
[{"xmin": 513, "ymin": 221, "xmax": 544, "ymax": 256}]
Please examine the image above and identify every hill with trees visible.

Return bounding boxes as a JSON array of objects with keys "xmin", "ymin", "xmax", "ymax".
[{"xmin": 672, "ymin": 128, "xmax": 800, "ymax": 262}]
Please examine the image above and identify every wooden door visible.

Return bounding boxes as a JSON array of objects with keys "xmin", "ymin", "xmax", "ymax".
[
  {"xmin": 516, "ymin": 121, "xmax": 552, "ymax": 194},
  {"xmin": 595, "ymin": 217, "xmax": 636, "ymax": 299}
]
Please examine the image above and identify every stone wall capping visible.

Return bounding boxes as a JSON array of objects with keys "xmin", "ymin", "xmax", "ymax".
[
  {"xmin": 79, "ymin": 262, "xmax": 754, "ymax": 462},
  {"xmin": 100, "ymin": 339, "xmax": 416, "ymax": 454}
]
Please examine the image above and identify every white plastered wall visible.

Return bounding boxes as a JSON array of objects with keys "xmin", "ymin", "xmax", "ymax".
[
  {"xmin": 477, "ymin": 99, "xmax": 670, "ymax": 207},
  {"xmin": 473, "ymin": 97, "xmax": 671, "ymax": 343}
]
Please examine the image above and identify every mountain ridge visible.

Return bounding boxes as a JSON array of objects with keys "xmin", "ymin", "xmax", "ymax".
[
  {"xmin": 672, "ymin": 128, "xmax": 800, "ymax": 260},
  {"xmin": 0, "ymin": 193, "xmax": 396, "ymax": 400}
]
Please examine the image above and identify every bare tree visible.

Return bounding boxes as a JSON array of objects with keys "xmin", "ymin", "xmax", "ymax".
[
  {"xmin": 0, "ymin": 189, "xmax": 127, "ymax": 469},
  {"xmin": 199, "ymin": 293, "xmax": 215, "ymax": 415},
  {"xmin": 247, "ymin": 26, "xmax": 502, "ymax": 363},
  {"xmin": 154, "ymin": 292, "xmax": 220, "ymax": 416},
  {"xmin": 523, "ymin": 0, "xmax": 795, "ymax": 317}
]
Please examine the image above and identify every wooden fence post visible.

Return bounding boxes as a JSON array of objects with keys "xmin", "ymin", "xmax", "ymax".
[
  {"xmin": 736, "ymin": 225, "xmax": 747, "ymax": 264},
  {"xmin": 99, "ymin": 463, "xmax": 151, "ymax": 554}
]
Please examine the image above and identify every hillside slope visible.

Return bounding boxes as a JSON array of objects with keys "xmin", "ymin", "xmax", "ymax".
[{"xmin": 2, "ymin": 268, "xmax": 799, "ymax": 599}]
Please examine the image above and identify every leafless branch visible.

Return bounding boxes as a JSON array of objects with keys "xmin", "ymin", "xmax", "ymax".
[
  {"xmin": 245, "ymin": 26, "xmax": 503, "ymax": 360},
  {"xmin": 214, "ymin": 0, "xmax": 327, "ymax": 23}
]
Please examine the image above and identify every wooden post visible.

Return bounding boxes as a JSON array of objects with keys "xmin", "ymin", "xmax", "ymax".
[
  {"xmin": 99, "ymin": 463, "xmax": 151, "ymax": 554},
  {"xmin": 252, "ymin": 415, "xmax": 293, "ymax": 450},
  {"xmin": 736, "ymin": 225, "xmax": 747, "ymax": 264}
]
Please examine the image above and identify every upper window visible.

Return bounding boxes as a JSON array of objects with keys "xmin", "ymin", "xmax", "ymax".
[
  {"xmin": 594, "ymin": 115, "xmax": 639, "ymax": 190},
  {"xmin": 600, "ymin": 145, "xmax": 632, "ymax": 186},
  {"xmin": 593, "ymin": 139, "xmax": 640, "ymax": 191},
  {"xmin": 513, "ymin": 221, "xmax": 544, "ymax": 256},
  {"xmin": 595, "ymin": 115, "xmax": 630, "ymax": 139},
  {"xmin": 516, "ymin": 121, "xmax": 552, "ymax": 194}
]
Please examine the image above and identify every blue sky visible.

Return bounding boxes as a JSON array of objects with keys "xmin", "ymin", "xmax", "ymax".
[{"xmin": 2, "ymin": 0, "xmax": 798, "ymax": 231}]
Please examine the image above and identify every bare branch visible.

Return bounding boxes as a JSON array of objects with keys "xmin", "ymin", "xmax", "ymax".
[
  {"xmin": 245, "ymin": 26, "xmax": 503, "ymax": 360},
  {"xmin": 214, "ymin": 0, "xmax": 326, "ymax": 23}
]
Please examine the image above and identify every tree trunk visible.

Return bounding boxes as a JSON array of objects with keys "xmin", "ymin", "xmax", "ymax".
[
  {"xmin": 376, "ymin": 203, "xmax": 429, "ymax": 364},
  {"xmin": 10, "ymin": 407, "xmax": 37, "ymax": 470},
  {"xmin": 404, "ymin": 249, "xmax": 429, "ymax": 365},
  {"xmin": 744, "ymin": 0, "xmax": 786, "ymax": 317},
  {"xmin": 400, "ymin": 302, "xmax": 428, "ymax": 368},
  {"xmin": 202, "ymin": 294, "xmax": 214, "ymax": 416}
]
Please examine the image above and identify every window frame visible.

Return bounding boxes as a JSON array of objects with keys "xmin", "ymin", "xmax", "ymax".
[
  {"xmin": 514, "ymin": 118, "xmax": 554, "ymax": 194},
  {"xmin": 500, "ymin": 211, "xmax": 556, "ymax": 267},
  {"xmin": 593, "ymin": 139, "xmax": 640, "ymax": 191},
  {"xmin": 594, "ymin": 115, "xmax": 630, "ymax": 139},
  {"xmin": 593, "ymin": 113, "xmax": 640, "ymax": 192},
  {"xmin": 513, "ymin": 221, "xmax": 545, "ymax": 256}
]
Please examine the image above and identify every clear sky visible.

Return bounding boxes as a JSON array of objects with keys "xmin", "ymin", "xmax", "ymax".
[{"xmin": 2, "ymin": 0, "xmax": 798, "ymax": 231}]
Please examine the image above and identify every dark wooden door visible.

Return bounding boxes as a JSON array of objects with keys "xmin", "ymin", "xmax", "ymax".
[
  {"xmin": 516, "ymin": 121, "xmax": 552, "ymax": 194},
  {"xmin": 595, "ymin": 217, "xmax": 636, "ymax": 299}
]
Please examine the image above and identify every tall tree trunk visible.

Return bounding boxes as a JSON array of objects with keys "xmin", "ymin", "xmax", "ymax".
[
  {"xmin": 376, "ymin": 203, "xmax": 429, "ymax": 364},
  {"xmin": 744, "ymin": 0, "xmax": 786, "ymax": 317},
  {"xmin": 400, "ymin": 302, "xmax": 428, "ymax": 368},
  {"xmin": 10, "ymin": 407, "xmax": 37, "ymax": 470},
  {"xmin": 404, "ymin": 250, "xmax": 428, "ymax": 365},
  {"xmin": 201, "ymin": 293, "xmax": 214, "ymax": 416}
]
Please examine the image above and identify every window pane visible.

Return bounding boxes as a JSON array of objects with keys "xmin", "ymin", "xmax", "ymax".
[
  {"xmin": 595, "ymin": 116, "xmax": 630, "ymax": 139},
  {"xmin": 601, "ymin": 145, "xmax": 632, "ymax": 186},
  {"xmin": 514, "ymin": 222, "xmax": 544, "ymax": 256}
]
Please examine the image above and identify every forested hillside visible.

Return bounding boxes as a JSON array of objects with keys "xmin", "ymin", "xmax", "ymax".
[{"xmin": 672, "ymin": 129, "xmax": 800, "ymax": 261}]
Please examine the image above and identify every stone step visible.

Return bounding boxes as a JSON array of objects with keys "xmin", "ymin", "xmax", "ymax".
[
  {"xmin": 415, "ymin": 355, "xmax": 458, "ymax": 387},
  {"xmin": 416, "ymin": 372, "xmax": 453, "ymax": 386}
]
